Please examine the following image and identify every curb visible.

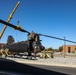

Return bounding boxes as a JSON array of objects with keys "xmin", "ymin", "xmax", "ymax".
[{"xmin": 14, "ymin": 60, "xmax": 76, "ymax": 68}]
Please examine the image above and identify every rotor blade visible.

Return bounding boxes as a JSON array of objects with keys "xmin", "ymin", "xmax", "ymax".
[
  {"xmin": 38, "ymin": 33, "xmax": 76, "ymax": 44},
  {"xmin": 0, "ymin": 19, "xmax": 30, "ymax": 33}
]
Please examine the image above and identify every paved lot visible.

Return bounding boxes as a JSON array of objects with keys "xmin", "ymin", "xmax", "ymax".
[{"xmin": 0, "ymin": 56, "xmax": 76, "ymax": 75}]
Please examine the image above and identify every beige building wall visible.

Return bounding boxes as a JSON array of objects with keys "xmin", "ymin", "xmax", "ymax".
[{"xmin": 62, "ymin": 45, "xmax": 76, "ymax": 53}]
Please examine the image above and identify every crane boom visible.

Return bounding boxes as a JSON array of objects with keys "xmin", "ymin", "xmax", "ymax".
[{"xmin": 0, "ymin": 1, "xmax": 20, "ymax": 39}]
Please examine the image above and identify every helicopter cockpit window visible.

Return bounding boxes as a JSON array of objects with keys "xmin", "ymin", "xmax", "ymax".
[
  {"xmin": 28, "ymin": 34, "xmax": 32, "ymax": 40},
  {"xmin": 28, "ymin": 32, "xmax": 36, "ymax": 41}
]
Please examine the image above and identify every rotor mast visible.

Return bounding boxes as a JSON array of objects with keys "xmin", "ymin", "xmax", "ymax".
[{"xmin": 0, "ymin": 1, "xmax": 20, "ymax": 39}]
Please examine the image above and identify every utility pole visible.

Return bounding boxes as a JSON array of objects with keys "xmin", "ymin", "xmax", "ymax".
[{"xmin": 64, "ymin": 37, "xmax": 66, "ymax": 58}]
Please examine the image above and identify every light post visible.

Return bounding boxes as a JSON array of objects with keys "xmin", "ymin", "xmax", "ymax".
[{"xmin": 64, "ymin": 37, "xmax": 66, "ymax": 58}]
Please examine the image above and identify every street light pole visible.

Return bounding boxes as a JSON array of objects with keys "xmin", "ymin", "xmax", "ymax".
[{"xmin": 64, "ymin": 37, "xmax": 66, "ymax": 58}]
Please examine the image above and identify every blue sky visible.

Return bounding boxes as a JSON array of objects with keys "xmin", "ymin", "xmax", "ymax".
[{"xmin": 0, "ymin": 0, "xmax": 76, "ymax": 49}]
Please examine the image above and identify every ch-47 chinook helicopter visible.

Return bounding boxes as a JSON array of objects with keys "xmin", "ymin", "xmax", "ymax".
[
  {"xmin": 0, "ymin": 19, "xmax": 76, "ymax": 59},
  {"xmin": 0, "ymin": 19, "xmax": 45, "ymax": 58}
]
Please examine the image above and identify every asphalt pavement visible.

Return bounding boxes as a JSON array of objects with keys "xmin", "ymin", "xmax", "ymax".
[{"xmin": 0, "ymin": 57, "xmax": 76, "ymax": 75}]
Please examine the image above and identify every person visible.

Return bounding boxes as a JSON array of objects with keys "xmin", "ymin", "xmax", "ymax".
[{"xmin": 34, "ymin": 46, "xmax": 37, "ymax": 58}]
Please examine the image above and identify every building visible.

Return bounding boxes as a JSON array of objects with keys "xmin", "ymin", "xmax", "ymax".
[
  {"xmin": 0, "ymin": 43, "xmax": 6, "ymax": 49},
  {"xmin": 62, "ymin": 45, "xmax": 76, "ymax": 53}
]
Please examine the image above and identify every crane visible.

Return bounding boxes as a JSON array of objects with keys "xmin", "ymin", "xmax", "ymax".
[{"xmin": 0, "ymin": 1, "xmax": 20, "ymax": 39}]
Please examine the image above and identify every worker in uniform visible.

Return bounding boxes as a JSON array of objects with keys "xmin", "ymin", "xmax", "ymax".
[{"xmin": 34, "ymin": 46, "xmax": 37, "ymax": 58}]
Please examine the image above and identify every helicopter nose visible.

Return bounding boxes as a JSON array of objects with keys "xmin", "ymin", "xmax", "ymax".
[{"xmin": 41, "ymin": 46, "xmax": 45, "ymax": 50}]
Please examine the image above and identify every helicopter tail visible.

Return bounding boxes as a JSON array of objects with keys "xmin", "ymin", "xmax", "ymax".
[{"xmin": 7, "ymin": 35, "xmax": 15, "ymax": 45}]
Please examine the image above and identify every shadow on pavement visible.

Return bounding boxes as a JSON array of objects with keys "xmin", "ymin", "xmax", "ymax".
[{"xmin": 0, "ymin": 57, "xmax": 68, "ymax": 75}]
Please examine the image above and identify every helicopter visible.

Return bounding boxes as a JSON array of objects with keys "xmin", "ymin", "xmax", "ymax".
[
  {"xmin": 0, "ymin": 19, "xmax": 45, "ymax": 58},
  {"xmin": 0, "ymin": 19, "xmax": 76, "ymax": 59},
  {"xmin": 0, "ymin": 1, "xmax": 45, "ymax": 59}
]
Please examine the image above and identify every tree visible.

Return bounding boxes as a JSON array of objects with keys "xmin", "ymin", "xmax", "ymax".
[
  {"xmin": 59, "ymin": 46, "xmax": 63, "ymax": 52},
  {"xmin": 47, "ymin": 47, "xmax": 53, "ymax": 51}
]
